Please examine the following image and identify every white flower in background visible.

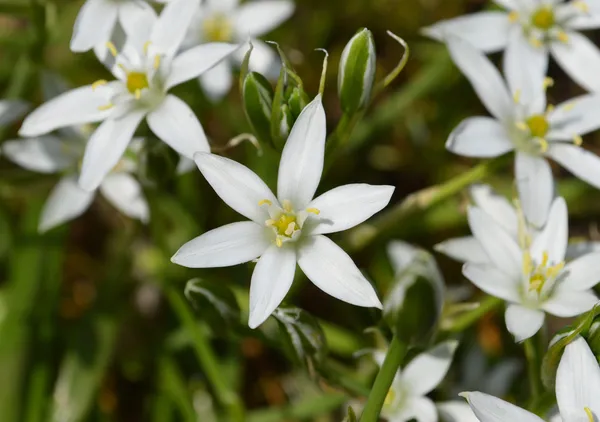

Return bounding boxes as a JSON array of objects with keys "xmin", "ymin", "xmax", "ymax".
[
  {"xmin": 463, "ymin": 196, "xmax": 600, "ymax": 342},
  {"xmin": 20, "ymin": 1, "xmax": 240, "ymax": 192},
  {"xmin": 373, "ymin": 341, "xmax": 477, "ymax": 422},
  {"xmin": 462, "ymin": 336, "xmax": 600, "ymax": 422},
  {"xmin": 182, "ymin": 0, "xmax": 295, "ymax": 101},
  {"xmin": 445, "ymin": 37, "xmax": 600, "ymax": 227},
  {"xmin": 70, "ymin": 0, "xmax": 170, "ymax": 52},
  {"xmin": 422, "ymin": 0, "xmax": 600, "ymax": 92},
  {"xmin": 0, "ymin": 100, "xmax": 28, "ymax": 127},
  {"xmin": 171, "ymin": 96, "xmax": 392, "ymax": 328},
  {"xmin": 3, "ymin": 131, "xmax": 148, "ymax": 232}
]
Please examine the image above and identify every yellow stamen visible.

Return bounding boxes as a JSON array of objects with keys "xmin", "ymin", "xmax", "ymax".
[
  {"xmin": 275, "ymin": 237, "xmax": 283, "ymax": 247},
  {"xmin": 516, "ymin": 121, "xmax": 528, "ymax": 131},
  {"xmin": 282, "ymin": 200, "xmax": 293, "ymax": 213},
  {"xmin": 306, "ymin": 208, "xmax": 320, "ymax": 215},
  {"xmin": 513, "ymin": 89, "xmax": 522, "ymax": 104},
  {"xmin": 106, "ymin": 41, "xmax": 118, "ymax": 57},
  {"xmin": 543, "ymin": 77, "xmax": 554, "ymax": 90},
  {"xmin": 574, "ymin": 135, "xmax": 583, "ymax": 146},
  {"xmin": 126, "ymin": 72, "xmax": 149, "ymax": 94},
  {"xmin": 546, "ymin": 104, "xmax": 555, "ymax": 114},
  {"xmin": 92, "ymin": 79, "xmax": 107, "ymax": 91},
  {"xmin": 529, "ymin": 37, "xmax": 543, "ymax": 48},
  {"xmin": 584, "ymin": 407, "xmax": 594, "ymax": 422},
  {"xmin": 523, "ymin": 251, "xmax": 533, "ymax": 276},
  {"xmin": 143, "ymin": 41, "xmax": 152, "ymax": 55},
  {"xmin": 97, "ymin": 103, "xmax": 114, "ymax": 111},
  {"xmin": 265, "ymin": 219, "xmax": 275, "ymax": 227},
  {"xmin": 258, "ymin": 199, "xmax": 272, "ymax": 206},
  {"xmin": 529, "ymin": 274, "xmax": 545, "ymax": 293},
  {"xmin": 541, "ymin": 251, "xmax": 549, "ymax": 268},
  {"xmin": 203, "ymin": 13, "xmax": 233, "ymax": 42},
  {"xmin": 135, "ymin": 89, "xmax": 141, "ymax": 100},
  {"xmin": 558, "ymin": 31, "xmax": 569, "ymax": 43},
  {"xmin": 154, "ymin": 55, "xmax": 161, "ymax": 70},
  {"xmin": 284, "ymin": 222, "xmax": 296, "ymax": 236},
  {"xmin": 538, "ymin": 138, "xmax": 548, "ymax": 152},
  {"xmin": 384, "ymin": 389, "xmax": 396, "ymax": 406},
  {"xmin": 563, "ymin": 102, "xmax": 576, "ymax": 112},
  {"xmin": 508, "ymin": 11, "xmax": 519, "ymax": 23},
  {"xmin": 526, "ymin": 114, "xmax": 550, "ymax": 138}
]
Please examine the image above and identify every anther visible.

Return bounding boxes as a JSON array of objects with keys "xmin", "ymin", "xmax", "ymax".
[
  {"xmin": 143, "ymin": 41, "xmax": 152, "ymax": 55},
  {"xmin": 538, "ymin": 138, "xmax": 549, "ymax": 152},
  {"xmin": 306, "ymin": 208, "xmax": 320, "ymax": 215},
  {"xmin": 543, "ymin": 77, "xmax": 554, "ymax": 89},
  {"xmin": 265, "ymin": 219, "xmax": 275, "ymax": 227},
  {"xmin": 92, "ymin": 80, "xmax": 107, "ymax": 91},
  {"xmin": 557, "ymin": 31, "xmax": 569, "ymax": 43},
  {"xmin": 135, "ymin": 89, "xmax": 142, "ymax": 100},
  {"xmin": 275, "ymin": 237, "xmax": 283, "ymax": 247},
  {"xmin": 154, "ymin": 55, "xmax": 161, "ymax": 70},
  {"xmin": 529, "ymin": 37, "xmax": 543, "ymax": 48},
  {"xmin": 106, "ymin": 42, "xmax": 118, "ymax": 57},
  {"xmin": 98, "ymin": 103, "xmax": 114, "ymax": 111},
  {"xmin": 258, "ymin": 199, "xmax": 272, "ymax": 206},
  {"xmin": 508, "ymin": 11, "xmax": 519, "ymax": 22},
  {"xmin": 546, "ymin": 104, "xmax": 555, "ymax": 114},
  {"xmin": 574, "ymin": 135, "xmax": 583, "ymax": 146},
  {"xmin": 516, "ymin": 122, "xmax": 528, "ymax": 131},
  {"xmin": 284, "ymin": 222, "xmax": 295, "ymax": 236},
  {"xmin": 584, "ymin": 407, "xmax": 594, "ymax": 422},
  {"xmin": 513, "ymin": 89, "xmax": 522, "ymax": 104}
]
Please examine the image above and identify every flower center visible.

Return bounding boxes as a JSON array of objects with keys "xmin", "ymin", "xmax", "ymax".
[
  {"xmin": 126, "ymin": 72, "xmax": 149, "ymax": 94},
  {"xmin": 526, "ymin": 114, "xmax": 549, "ymax": 138},
  {"xmin": 203, "ymin": 13, "xmax": 233, "ymax": 42},
  {"xmin": 531, "ymin": 6, "xmax": 555, "ymax": 30},
  {"xmin": 259, "ymin": 199, "xmax": 320, "ymax": 247},
  {"xmin": 523, "ymin": 251, "xmax": 564, "ymax": 295}
]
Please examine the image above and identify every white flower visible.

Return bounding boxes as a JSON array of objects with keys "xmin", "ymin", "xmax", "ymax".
[
  {"xmin": 3, "ymin": 133, "xmax": 148, "ymax": 232},
  {"xmin": 171, "ymin": 96, "xmax": 392, "ymax": 328},
  {"xmin": 182, "ymin": 0, "xmax": 295, "ymax": 101},
  {"xmin": 374, "ymin": 340, "xmax": 477, "ymax": 422},
  {"xmin": 462, "ymin": 336, "xmax": 600, "ymax": 422},
  {"xmin": 422, "ymin": 0, "xmax": 600, "ymax": 92},
  {"xmin": 20, "ymin": 2, "xmax": 240, "ymax": 192},
  {"xmin": 445, "ymin": 37, "xmax": 600, "ymax": 227},
  {"xmin": 463, "ymin": 196, "xmax": 599, "ymax": 342},
  {"xmin": 70, "ymin": 0, "xmax": 172, "ymax": 52}
]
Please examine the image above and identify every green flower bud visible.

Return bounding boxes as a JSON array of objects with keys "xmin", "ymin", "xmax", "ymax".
[
  {"xmin": 273, "ymin": 104, "xmax": 293, "ymax": 151},
  {"xmin": 287, "ymin": 86, "xmax": 309, "ymax": 119},
  {"xmin": 338, "ymin": 28, "xmax": 376, "ymax": 114},
  {"xmin": 383, "ymin": 241, "xmax": 444, "ymax": 346},
  {"xmin": 242, "ymin": 71, "xmax": 274, "ymax": 144}
]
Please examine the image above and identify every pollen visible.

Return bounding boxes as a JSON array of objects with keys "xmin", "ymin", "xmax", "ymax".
[
  {"xmin": 508, "ymin": 11, "xmax": 519, "ymax": 23},
  {"xmin": 526, "ymin": 114, "xmax": 550, "ymax": 138},
  {"xmin": 531, "ymin": 6, "xmax": 555, "ymax": 30},
  {"xmin": 585, "ymin": 407, "xmax": 595, "ymax": 422},
  {"xmin": 92, "ymin": 80, "xmax": 107, "ymax": 91},
  {"xmin": 126, "ymin": 72, "xmax": 149, "ymax": 95},
  {"xmin": 203, "ymin": 13, "xmax": 233, "ymax": 42},
  {"xmin": 258, "ymin": 199, "xmax": 272, "ymax": 206}
]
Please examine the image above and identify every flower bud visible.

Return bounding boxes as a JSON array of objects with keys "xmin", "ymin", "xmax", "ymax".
[
  {"xmin": 273, "ymin": 104, "xmax": 293, "ymax": 151},
  {"xmin": 242, "ymin": 71, "xmax": 274, "ymax": 144},
  {"xmin": 287, "ymin": 86, "xmax": 309, "ymax": 120},
  {"xmin": 383, "ymin": 241, "xmax": 444, "ymax": 346},
  {"xmin": 338, "ymin": 28, "xmax": 376, "ymax": 114}
]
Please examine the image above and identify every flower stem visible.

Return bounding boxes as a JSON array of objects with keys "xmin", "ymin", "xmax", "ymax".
[
  {"xmin": 524, "ymin": 337, "xmax": 543, "ymax": 405},
  {"xmin": 165, "ymin": 286, "xmax": 245, "ymax": 422},
  {"xmin": 359, "ymin": 336, "xmax": 407, "ymax": 422},
  {"xmin": 441, "ymin": 296, "xmax": 503, "ymax": 332}
]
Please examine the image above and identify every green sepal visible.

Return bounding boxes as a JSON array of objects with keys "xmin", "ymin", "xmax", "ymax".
[{"xmin": 242, "ymin": 71, "xmax": 274, "ymax": 145}]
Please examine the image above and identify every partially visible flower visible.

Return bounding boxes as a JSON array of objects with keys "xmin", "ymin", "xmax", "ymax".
[
  {"xmin": 422, "ymin": 0, "xmax": 600, "ymax": 92},
  {"xmin": 462, "ymin": 336, "xmax": 600, "ymax": 422},
  {"xmin": 20, "ymin": 3, "xmax": 240, "ymax": 191},
  {"xmin": 171, "ymin": 96, "xmax": 392, "ymax": 328},
  {"xmin": 182, "ymin": 0, "xmax": 295, "ymax": 101},
  {"xmin": 463, "ymin": 196, "xmax": 599, "ymax": 342},
  {"xmin": 0, "ymin": 99, "xmax": 29, "ymax": 127},
  {"xmin": 372, "ymin": 341, "xmax": 476, "ymax": 422},
  {"xmin": 445, "ymin": 37, "xmax": 600, "ymax": 227},
  {"xmin": 3, "ymin": 133, "xmax": 148, "ymax": 232}
]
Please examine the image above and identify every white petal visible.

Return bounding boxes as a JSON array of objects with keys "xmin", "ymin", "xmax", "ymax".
[
  {"xmin": 248, "ymin": 244, "xmax": 297, "ymax": 328},
  {"xmin": 548, "ymin": 94, "xmax": 600, "ymax": 140},
  {"xmin": 305, "ymin": 184, "xmax": 394, "ymax": 235},
  {"xmin": 171, "ymin": 221, "xmax": 271, "ymax": 268},
  {"xmin": 402, "ymin": 397, "xmax": 438, "ymax": 422},
  {"xmin": 566, "ymin": 241, "xmax": 600, "ymax": 260},
  {"xmin": 446, "ymin": 37, "xmax": 513, "ymax": 122},
  {"xmin": 462, "ymin": 391, "xmax": 544, "ymax": 422},
  {"xmin": 70, "ymin": 0, "xmax": 118, "ymax": 52},
  {"xmin": 79, "ymin": 110, "xmax": 146, "ymax": 192},
  {"xmin": 19, "ymin": 85, "xmax": 113, "ymax": 137},
  {"xmin": 166, "ymin": 43, "xmax": 240, "ymax": 89},
  {"xmin": 100, "ymin": 173, "xmax": 149, "ymax": 222},
  {"xmin": 297, "ymin": 235, "xmax": 382, "ymax": 308},
  {"xmin": 470, "ymin": 184, "xmax": 518, "ymax": 236},
  {"xmin": 514, "ymin": 152, "xmax": 553, "ymax": 228},
  {"xmin": 505, "ymin": 304, "xmax": 545, "ymax": 342},
  {"xmin": 446, "ymin": 117, "xmax": 513, "ymax": 157},
  {"xmin": 530, "ymin": 197, "xmax": 568, "ymax": 264},
  {"xmin": 421, "ymin": 12, "xmax": 510, "ymax": 53},
  {"xmin": 547, "ymin": 144, "xmax": 600, "ymax": 190},
  {"xmin": 462, "ymin": 263, "xmax": 520, "ymax": 302},
  {"xmin": 151, "ymin": 0, "xmax": 201, "ymax": 57},
  {"xmin": 503, "ymin": 27, "xmax": 548, "ymax": 115},
  {"xmin": 402, "ymin": 340, "xmax": 458, "ymax": 396},
  {"xmin": 199, "ymin": 60, "xmax": 234, "ymax": 102},
  {"xmin": 542, "ymin": 290, "xmax": 597, "ymax": 317},
  {"xmin": 551, "ymin": 31, "xmax": 600, "ymax": 92},
  {"xmin": 556, "ymin": 337, "xmax": 600, "ymax": 416},
  {"xmin": 434, "ymin": 237, "xmax": 489, "ymax": 264},
  {"xmin": 193, "ymin": 152, "xmax": 277, "ymax": 224},
  {"xmin": 563, "ymin": 6, "xmax": 600, "ymax": 30},
  {"xmin": 147, "ymin": 95, "xmax": 210, "ymax": 159},
  {"xmin": 118, "ymin": 1, "xmax": 157, "ymax": 51},
  {"xmin": 39, "ymin": 176, "xmax": 94, "ymax": 233},
  {"xmin": 245, "ymin": 40, "xmax": 279, "ymax": 79},
  {"xmin": 206, "ymin": 0, "xmax": 238, "ymax": 12},
  {"xmin": 0, "ymin": 99, "xmax": 29, "ymax": 126},
  {"xmin": 560, "ymin": 252, "xmax": 600, "ymax": 291},
  {"xmin": 437, "ymin": 401, "xmax": 479, "ymax": 422},
  {"xmin": 2, "ymin": 136, "xmax": 74, "ymax": 173},
  {"xmin": 176, "ymin": 156, "xmax": 196, "ymax": 175},
  {"xmin": 387, "ymin": 240, "xmax": 420, "ymax": 272},
  {"xmin": 233, "ymin": 1, "xmax": 294, "ymax": 37},
  {"xmin": 277, "ymin": 95, "xmax": 326, "ymax": 208},
  {"xmin": 467, "ymin": 206, "xmax": 522, "ymax": 278}
]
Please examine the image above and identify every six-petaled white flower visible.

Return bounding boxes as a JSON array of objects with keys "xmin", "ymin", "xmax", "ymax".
[
  {"xmin": 20, "ymin": 2, "xmax": 240, "ymax": 192},
  {"xmin": 445, "ymin": 37, "xmax": 600, "ymax": 227},
  {"xmin": 423, "ymin": 0, "xmax": 600, "ymax": 92},
  {"xmin": 462, "ymin": 336, "xmax": 600, "ymax": 422},
  {"xmin": 171, "ymin": 96, "xmax": 392, "ymax": 328},
  {"xmin": 463, "ymin": 196, "xmax": 600, "ymax": 342},
  {"xmin": 182, "ymin": 0, "xmax": 294, "ymax": 101}
]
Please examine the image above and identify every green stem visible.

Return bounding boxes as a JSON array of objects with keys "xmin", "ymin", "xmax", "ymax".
[
  {"xmin": 441, "ymin": 296, "xmax": 503, "ymax": 332},
  {"xmin": 165, "ymin": 286, "xmax": 245, "ymax": 422},
  {"xmin": 524, "ymin": 337, "xmax": 542, "ymax": 404},
  {"xmin": 246, "ymin": 393, "xmax": 347, "ymax": 422},
  {"xmin": 343, "ymin": 156, "xmax": 507, "ymax": 253},
  {"xmin": 359, "ymin": 336, "xmax": 407, "ymax": 422}
]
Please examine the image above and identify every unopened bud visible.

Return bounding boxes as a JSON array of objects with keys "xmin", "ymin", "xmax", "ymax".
[
  {"xmin": 338, "ymin": 28, "xmax": 376, "ymax": 114},
  {"xmin": 242, "ymin": 72, "xmax": 274, "ymax": 144}
]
